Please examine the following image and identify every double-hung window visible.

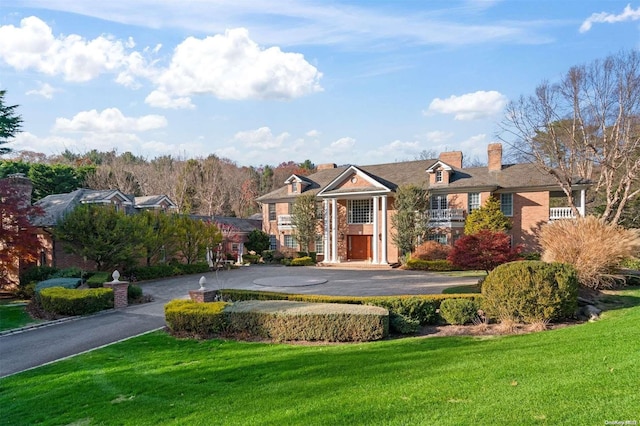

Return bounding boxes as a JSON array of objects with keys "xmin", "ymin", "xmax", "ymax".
[
  {"xmin": 268, "ymin": 203, "xmax": 276, "ymax": 221},
  {"xmin": 468, "ymin": 193, "xmax": 480, "ymax": 212},
  {"xmin": 269, "ymin": 234, "xmax": 277, "ymax": 250},
  {"xmin": 430, "ymin": 195, "xmax": 448, "ymax": 210},
  {"xmin": 348, "ymin": 199, "xmax": 373, "ymax": 224},
  {"xmin": 435, "ymin": 170, "xmax": 443, "ymax": 183},
  {"xmin": 284, "ymin": 235, "xmax": 298, "ymax": 248},
  {"xmin": 500, "ymin": 193, "xmax": 513, "ymax": 217},
  {"xmin": 315, "ymin": 235, "xmax": 324, "ymax": 253}
]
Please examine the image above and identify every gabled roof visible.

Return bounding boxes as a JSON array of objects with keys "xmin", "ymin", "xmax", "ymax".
[
  {"xmin": 425, "ymin": 160, "xmax": 453, "ymax": 172},
  {"xmin": 134, "ymin": 195, "xmax": 177, "ymax": 209},
  {"xmin": 284, "ymin": 174, "xmax": 313, "ymax": 185},
  {"xmin": 317, "ymin": 165, "xmax": 393, "ymax": 197},
  {"xmin": 32, "ymin": 189, "xmax": 174, "ymax": 227}
]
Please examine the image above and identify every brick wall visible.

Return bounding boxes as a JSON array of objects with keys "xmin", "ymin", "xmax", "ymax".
[{"xmin": 511, "ymin": 191, "xmax": 549, "ymax": 252}]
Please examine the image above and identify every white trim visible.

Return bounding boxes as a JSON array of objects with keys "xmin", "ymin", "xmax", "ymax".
[
  {"xmin": 372, "ymin": 196, "xmax": 379, "ymax": 264},
  {"xmin": 317, "ymin": 165, "xmax": 392, "ymax": 196},
  {"xmin": 425, "ymin": 160, "xmax": 453, "ymax": 173},
  {"xmin": 331, "ymin": 198, "xmax": 338, "ymax": 262},
  {"xmin": 381, "ymin": 195, "xmax": 388, "ymax": 264},
  {"xmin": 323, "ymin": 199, "xmax": 330, "ymax": 260}
]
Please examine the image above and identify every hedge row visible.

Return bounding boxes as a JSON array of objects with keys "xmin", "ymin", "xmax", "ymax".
[
  {"xmin": 164, "ymin": 299, "xmax": 389, "ymax": 342},
  {"xmin": 165, "ymin": 299, "xmax": 229, "ymax": 337},
  {"xmin": 126, "ymin": 263, "xmax": 210, "ymax": 281},
  {"xmin": 404, "ymin": 259, "xmax": 458, "ymax": 271},
  {"xmin": 39, "ymin": 287, "xmax": 113, "ymax": 316},
  {"xmin": 216, "ymin": 289, "xmax": 482, "ymax": 328}
]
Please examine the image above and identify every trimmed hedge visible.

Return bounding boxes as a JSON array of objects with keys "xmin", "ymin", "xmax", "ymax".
[
  {"xmin": 86, "ymin": 272, "xmax": 111, "ymax": 288},
  {"xmin": 439, "ymin": 298, "xmax": 480, "ymax": 325},
  {"xmin": 165, "ymin": 300, "xmax": 229, "ymax": 338},
  {"xmin": 40, "ymin": 287, "xmax": 113, "ymax": 316},
  {"xmin": 225, "ymin": 300, "xmax": 389, "ymax": 342},
  {"xmin": 217, "ymin": 289, "xmax": 481, "ymax": 331},
  {"xmin": 290, "ymin": 256, "xmax": 315, "ymax": 266},
  {"xmin": 404, "ymin": 259, "xmax": 457, "ymax": 271},
  {"xmin": 481, "ymin": 261, "xmax": 579, "ymax": 323},
  {"xmin": 126, "ymin": 263, "xmax": 210, "ymax": 281},
  {"xmin": 242, "ymin": 254, "xmax": 261, "ymax": 264}
]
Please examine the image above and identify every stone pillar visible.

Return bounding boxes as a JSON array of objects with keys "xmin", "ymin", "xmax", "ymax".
[
  {"xmin": 188, "ymin": 289, "xmax": 218, "ymax": 303},
  {"xmin": 103, "ymin": 270, "xmax": 129, "ymax": 309}
]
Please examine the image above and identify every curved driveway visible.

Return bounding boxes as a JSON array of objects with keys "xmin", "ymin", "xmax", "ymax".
[{"xmin": 0, "ymin": 265, "xmax": 479, "ymax": 378}]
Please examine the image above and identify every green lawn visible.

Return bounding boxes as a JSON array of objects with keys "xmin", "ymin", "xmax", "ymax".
[
  {"xmin": 1, "ymin": 289, "xmax": 639, "ymax": 425},
  {"xmin": 0, "ymin": 301, "xmax": 41, "ymax": 331}
]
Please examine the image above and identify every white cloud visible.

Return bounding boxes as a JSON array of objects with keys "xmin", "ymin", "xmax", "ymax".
[
  {"xmin": 327, "ymin": 137, "xmax": 356, "ymax": 152},
  {"xmin": 152, "ymin": 28, "xmax": 323, "ymax": 101},
  {"xmin": 26, "ymin": 82, "xmax": 60, "ymax": 99},
  {"xmin": 0, "ymin": 16, "xmax": 149, "ymax": 84},
  {"xmin": 54, "ymin": 108, "xmax": 167, "ymax": 133},
  {"xmin": 144, "ymin": 90, "xmax": 195, "ymax": 109},
  {"xmin": 306, "ymin": 129, "xmax": 321, "ymax": 138},
  {"xmin": 580, "ymin": 4, "xmax": 640, "ymax": 33},
  {"xmin": 425, "ymin": 90, "xmax": 508, "ymax": 120},
  {"xmin": 232, "ymin": 126, "xmax": 290, "ymax": 149},
  {"xmin": 424, "ymin": 130, "xmax": 453, "ymax": 143}
]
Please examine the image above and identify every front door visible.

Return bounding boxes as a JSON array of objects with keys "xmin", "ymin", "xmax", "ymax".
[{"xmin": 348, "ymin": 235, "xmax": 372, "ymax": 260}]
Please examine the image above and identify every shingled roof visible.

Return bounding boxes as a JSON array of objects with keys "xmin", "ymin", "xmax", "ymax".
[{"xmin": 256, "ymin": 158, "xmax": 589, "ymax": 203}]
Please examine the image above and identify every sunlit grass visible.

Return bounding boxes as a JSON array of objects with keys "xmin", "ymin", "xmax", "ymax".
[
  {"xmin": 1, "ymin": 289, "xmax": 638, "ymax": 425},
  {"xmin": 0, "ymin": 301, "xmax": 40, "ymax": 331}
]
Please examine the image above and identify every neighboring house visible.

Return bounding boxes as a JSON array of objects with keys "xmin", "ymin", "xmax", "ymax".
[
  {"xmin": 256, "ymin": 143, "xmax": 590, "ymax": 265},
  {"xmin": 31, "ymin": 188, "xmax": 177, "ymax": 270},
  {"xmin": 191, "ymin": 215, "xmax": 262, "ymax": 264}
]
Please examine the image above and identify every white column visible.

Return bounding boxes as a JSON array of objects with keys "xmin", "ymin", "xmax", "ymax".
[
  {"xmin": 331, "ymin": 198, "xmax": 338, "ymax": 262},
  {"xmin": 372, "ymin": 196, "xmax": 379, "ymax": 264},
  {"xmin": 323, "ymin": 199, "xmax": 330, "ymax": 261},
  {"xmin": 580, "ymin": 189, "xmax": 586, "ymax": 217},
  {"xmin": 380, "ymin": 195, "xmax": 388, "ymax": 264}
]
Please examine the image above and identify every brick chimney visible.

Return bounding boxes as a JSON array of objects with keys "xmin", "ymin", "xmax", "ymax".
[
  {"xmin": 317, "ymin": 163, "xmax": 337, "ymax": 170},
  {"xmin": 487, "ymin": 143, "xmax": 502, "ymax": 172},
  {"xmin": 438, "ymin": 151, "xmax": 463, "ymax": 168},
  {"xmin": 4, "ymin": 173, "xmax": 33, "ymax": 207}
]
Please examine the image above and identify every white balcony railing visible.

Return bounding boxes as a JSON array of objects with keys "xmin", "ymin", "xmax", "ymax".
[
  {"xmin": 549, "ymin": 207, "xmax": 576, "ymax": 220},
  {"xmin": 277, "ymin": 214, "xmax": 294, "ymax": 229},
  {"xmin": 428, "ymin": 208, "xmax": 466, "ymax": 222}
]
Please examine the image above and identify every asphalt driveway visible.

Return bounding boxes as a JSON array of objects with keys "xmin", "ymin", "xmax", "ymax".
[{"xmin": 0, "ymin": 265, "xmax": 480, "ymax": 378}]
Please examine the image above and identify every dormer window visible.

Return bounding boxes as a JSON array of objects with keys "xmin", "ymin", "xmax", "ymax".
[
  {"xmin": 292, "ymin": 181, "xmax": 298, "ymax": 193},
  {"xmin": 435, "ymin": 170, "xmax": 443, "ymax": 183}
]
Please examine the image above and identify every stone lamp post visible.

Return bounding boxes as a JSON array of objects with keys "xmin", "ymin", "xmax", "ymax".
[{"xmin": 189, "ymin": 275, "xmax": 217, "ymax": 303}]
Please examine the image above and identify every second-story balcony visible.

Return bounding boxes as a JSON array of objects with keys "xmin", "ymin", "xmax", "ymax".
[
  {"xmin": 428, "ymin": 208, "xmax": 466, "ymax": 224},
  {"xmin": 549, "ymin": 207, "xmax": 577, "ymax": 220},
  {"xmin": 277, "ymin": 214, "xmax": 295, "ymax": 229}
]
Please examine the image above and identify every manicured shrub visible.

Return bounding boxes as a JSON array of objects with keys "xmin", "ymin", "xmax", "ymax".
[
  {"xmin": 13, "ymin": 282, "xmax": 36, "ymax": 299},
  {"xmin": 242, "ymin": 254, "xmax": 261, "ymax": 264},
  {"xmin": 225, "ymin": 300, "xmax": 389, "ymax": 342},
  {"xmin": 164, "ymin": 300, "xmax": 229, "ymax": 338},
  {"xmin": 290, "ymin": 256, "xmax": 314, "ymax": 266},
  {"xmin": 481, "ymin": 261, "xmax": 579, "ymax": 323},
  {"xmin": 261, "ymin": 250, "xmax": 274, "ymax": 262},
  {"xmin": 404, "ymin": 259, "xmax": 456, "ymax": 271},
  {"xmin": 217, "ymin": 289, "xmax": 481, "ymax": 327},
  {"xmin": 40, "ymin": 287, "xmax": 114, "ymax": 316},
  {"xmin": 127, "ymin": 284, "xmax": 143, "ymax": 302},
  {"xmin": 413, "ymin": 241, "xmax": 451, "ymax": 261},
  {"xmin": 86, "ymin": 272, "xmax": 111, "ymax": 288},
  {"xmin": 439, "ymin": 298, "xmax": 480, "ymax": 325},
  {"xmin": 540, "ymin": 216, "xmax": 640, "ymax": 289},
  {"xmin": 19, "ymin": 265, "xmax": 58, "ymax": 286},
  {"xmin": 389, "ymin": 313, "xmax": 421, "ymax": 334},
  {"xmin": 448, "ymin": 230, "xmax": 521, "ymax": 272},
  {"xmin": 50, "ymin": 267, "xmax": 84, "ymax": 279}
]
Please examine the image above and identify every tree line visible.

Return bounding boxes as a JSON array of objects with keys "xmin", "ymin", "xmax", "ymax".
[{"xmin": 0, "ymin": 151, "xmax": 316, "ymax": 218}]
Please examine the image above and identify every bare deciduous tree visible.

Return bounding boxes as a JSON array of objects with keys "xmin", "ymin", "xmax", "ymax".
[{"xmin": 500, "ymin": 50, "xmax": 640, "ymax": 224}]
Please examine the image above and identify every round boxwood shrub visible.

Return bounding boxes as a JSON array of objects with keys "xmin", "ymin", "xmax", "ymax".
[
  {"xmin": 439, "ymin": 298, "xmax": 480, "ymax": 325},
  {"xmin": 481, "ymin": 261, "xmax": 579, "ymax": 323}
]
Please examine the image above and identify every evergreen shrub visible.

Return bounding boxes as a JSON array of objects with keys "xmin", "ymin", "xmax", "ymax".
[
  {"xmin": 481, "ymin": 261, "xmax": 579, "ymax": 323},
  {"xmin": 405, "ymin": 259, "xmax": 456, "ymax": 271},
  {"xmin": 164, "ymin": 300, "xmax": 229, "ymax": 338},
  {"xmin": 439, "ymin": 298, "xmax": 480, "ymax": 325},
  {"xmin": 40, "ymin": 287, "xmax": 113, "ymax": 316}
]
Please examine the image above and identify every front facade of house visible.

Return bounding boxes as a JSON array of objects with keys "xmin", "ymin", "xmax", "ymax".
[{"xmin": 257, "ymin": 143, "xmax": 589, "ymax": 265}]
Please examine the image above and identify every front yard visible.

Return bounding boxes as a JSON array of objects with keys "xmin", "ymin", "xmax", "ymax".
[{"xmin": 1, "ymin": 287, "xmax": 638, "ymax": 425}]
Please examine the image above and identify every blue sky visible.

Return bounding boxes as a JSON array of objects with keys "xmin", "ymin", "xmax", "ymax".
[{"xmin": 1, "ymin": 1, "xmax": 639, "ymax": 167}]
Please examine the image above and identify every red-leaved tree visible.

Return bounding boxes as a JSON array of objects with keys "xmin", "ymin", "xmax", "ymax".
[
  {"xmin": 0, "ymin": 179, "xmax": 43, "ymax": 288},
  {"xmin": 448, "ymin": 230, "xmax": 521, "ymax": 273}
]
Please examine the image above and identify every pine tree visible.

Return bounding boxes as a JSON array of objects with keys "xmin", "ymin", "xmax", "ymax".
[
  {"xmin": 464, "ymin": 196, "xmax": 511, "ymax": 235},
  {"xmin": 0, "ymin": 90, "xmax": 23, "ymax": 155}
]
